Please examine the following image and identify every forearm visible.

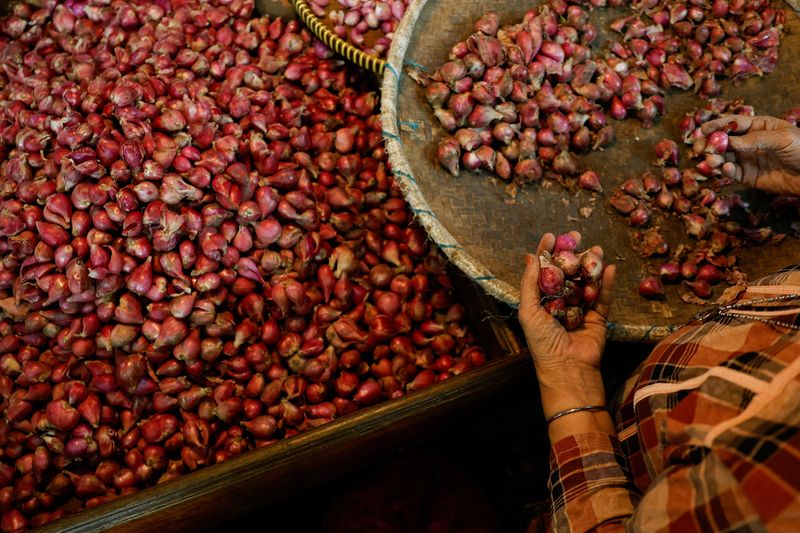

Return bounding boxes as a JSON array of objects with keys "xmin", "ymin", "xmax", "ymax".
[
  {"xmin": 519, "ymin": 233, "xmax": 637, "ymax": 530},
  {"xmin": 538, "ymin": 368, "xmax": 635, "ymax": 532}
]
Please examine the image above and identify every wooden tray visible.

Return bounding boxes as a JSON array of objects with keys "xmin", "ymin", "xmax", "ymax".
[
  {"xmin": 31, "ymin": 271, "xmax": 527, "ymax": 533},
  {"xmin": 381, "ymin": 0, "xmax": 800, "ymax": 342}
]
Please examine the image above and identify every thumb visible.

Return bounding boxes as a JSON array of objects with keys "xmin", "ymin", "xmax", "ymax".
[
  {"xmin": 519, "ymin": 253, "xmax": 541, "ymax": 320},
  {"xmin": 591, "ymin": 264, "xmax": 616, "ymax": 321},
  {"xmin": 729, "ymin": 130, "xmax": 787, "ymax": 154}
]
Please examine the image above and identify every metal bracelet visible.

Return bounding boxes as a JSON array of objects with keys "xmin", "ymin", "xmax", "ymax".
[{"xmin": 545, "ymin": 404, "xmax": 608, "ymax": 425}]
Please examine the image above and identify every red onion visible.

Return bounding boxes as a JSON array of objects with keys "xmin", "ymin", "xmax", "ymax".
[
  {"xmin": 538, "ymin": 256, "xmax": 565, "ymax": 296},
  {"xmin": 582, "ymin": 282, "xmax": 601, "ymax": 305},
  {"xmin": 536, "ymin": 236, "xmax": 607, "ymax": 329},
  {"xmin": 0, "ymin": 2, "xmax": 493, "ymax": 525},
  {"xmin": 552, "ymin": 150, "xmax": 579, "ymax": 176},
  {"xmin": 437, "ymin": 138, "xmax": 461, "ymax": 176},
  {"xmin": 659, "ymin": 263, "xmax": 680, "ymax": 282},
  {"xmin": 696, "ymin": 264, "xmax": 723, "ymax": 285},
  {"xmin": 553, "ymin": 250, "xmax": 580, "ymax": 277},
  {"xmin": 686, "ymin": 279, "xmax": 712, "ymax": 298},
  {"xmin": 705, "ymin": 130, "xmax": 729, "ymax": 154},
  {"xmin": 580, "ymin": 251, "xmax": 604, "ymax": 282},
  {"xmin": 628, "ymin": 207, "xmax": 650, "ymax": 228},
  {"xmin": 610, "ymin": 192, "xmax": 638, "ymax": 215},
  {"xmin": 46, "ymin": 400, "xmax": 80, "ymax": 432},
  {"xmin": 543, "ymin": 297, "xmax": 567, "ymax": 320},
  {"xmin": 553, "ymin": 234, "xmax": 578, "ymax": 254},
  {"xmin": 653, "ymin": 139, "xmax": 679, "ymax": 167},
  {"xmin": 419, "ymin": 0, "xmax": 783, "ymax": 190},
  {"xmin": 639, "ymin": 276, "xmax": 664, "ymax": 299},
  {"xmin": 578, "ymin": 170, "xmax": 603, "ymax": 193}
]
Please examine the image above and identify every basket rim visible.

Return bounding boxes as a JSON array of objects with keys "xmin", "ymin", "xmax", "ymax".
[
  {"xmin": 291, "ymin": 0, "xmax": 387, "ymax": 75},
  {"xmin": 379, "ymin": 0, "xmax": 678, "ymax": 343}
]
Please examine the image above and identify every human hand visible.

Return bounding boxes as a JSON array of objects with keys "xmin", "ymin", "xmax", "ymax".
[
  {"xmin": 518, "ymin": 232, "xmax": 616, "ymax": 417},
  {"xmin": 701, "ymin": 115, "xmax": 800, "ymax": 196}
]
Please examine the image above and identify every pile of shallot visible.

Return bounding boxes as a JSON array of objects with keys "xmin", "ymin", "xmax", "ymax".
[
  {"xmin": 0, "ymin": 0, "xmax": 487, "ymax": 530},
  {"xmin": 418, "ymin": 0, "xmax": 783, "ymax": 193},
  {"xmin": 306, "ymin": 0, "xmax": 410, "ymax": 59},
  {"xmin": 539, "ymin": 234, "xmax": 604, "ymax": 330},
  {"xmin": 606, "ymin": 99, "xmax": 799, "ymax": 303}
]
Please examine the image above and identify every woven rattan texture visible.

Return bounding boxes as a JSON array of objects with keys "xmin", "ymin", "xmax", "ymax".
[
  {"xmin": 291, "ymin": 0, "xmax": 386, "ymax": 74},
  {"xmin": 383, "ymin": 1, "xmax": 800, "ymax": 342}
]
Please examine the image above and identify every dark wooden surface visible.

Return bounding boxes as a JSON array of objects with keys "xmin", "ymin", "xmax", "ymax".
[
  {"xmin": 392, "ymin": 1, "xmax": 800, "ymax": 340},
  {"xmin": 204, "ymin": 358, "xmax": 548, "ymax": 533}
]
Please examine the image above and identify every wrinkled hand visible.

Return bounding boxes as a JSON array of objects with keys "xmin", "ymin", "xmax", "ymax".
[
  {"xmin": 518, "ymin": 232, "xmax": 616, "ymax": 416},
  {"xmin": 701, "ymin": 115, "xmax": 800, "ymax": 196}
]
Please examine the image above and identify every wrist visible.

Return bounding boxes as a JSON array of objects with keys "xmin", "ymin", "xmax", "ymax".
[
  {"xmin": 536, "ymin": 366, "xmax": 606, "ymax": 419},
  {"xmin": 547, "ymin": 410, "xmax": 615, "ymax": 442}
]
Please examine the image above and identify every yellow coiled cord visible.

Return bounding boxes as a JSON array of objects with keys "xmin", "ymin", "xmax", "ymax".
[{"xmin": 290, "ymin": 0, "xmax": 386, "ymax": 75}]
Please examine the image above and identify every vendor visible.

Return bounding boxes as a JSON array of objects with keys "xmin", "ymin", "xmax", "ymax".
[{"xmin": 519, "ymin": 115, "xmax": 800, "ymax": 531}]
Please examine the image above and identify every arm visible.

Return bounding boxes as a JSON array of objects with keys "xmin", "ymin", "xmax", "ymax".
[
  {"xmin": 519, "ymin": 233, "xmax": 637, "ymax": 532},
  {"xmin": 522, "ymin": 237, "xmax": 796, "ymax": 532}
]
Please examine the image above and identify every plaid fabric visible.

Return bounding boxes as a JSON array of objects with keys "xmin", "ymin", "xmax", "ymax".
[{"xmin": 548, "ymin": 266, "xmax": 800, "ymax": 532}]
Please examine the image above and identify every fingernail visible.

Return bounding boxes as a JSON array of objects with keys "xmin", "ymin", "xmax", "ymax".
[{"xmin": 526, "ymin": 254, "xmax": 534, "ymax": 266}]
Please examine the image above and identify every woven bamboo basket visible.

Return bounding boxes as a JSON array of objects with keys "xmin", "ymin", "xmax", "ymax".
[
  {"xmin": 290, "ymin": 0, "xmax": 386, "ymax": 75},
  {"xmin": 381, "ymin": 0, "xmax": 800, "ymax": 342}
]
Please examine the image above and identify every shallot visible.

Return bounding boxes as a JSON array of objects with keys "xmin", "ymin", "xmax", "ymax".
[
  {"xmin": 610, "ymin": 99, "xmax": 796, "ymax": 304},
  {"xmin": 418, "ymin": 0, "xmax": 783, "ymax": 198},
  {"xmin": 0, "ymin": 1, "xmax": 489, "ymax": 529},
  {"xmin": 639, "ymin": 276, "xmax": 665, "ymax": 299},
  {"xmin": 538, "ymin": 235, "xmax": 606, "ymax": 330}
]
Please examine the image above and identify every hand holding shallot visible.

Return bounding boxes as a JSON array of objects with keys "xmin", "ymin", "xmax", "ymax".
[
  {"xmin": 518, "ymin": 232, "xmax": 616, "ymax": 419},
  {"xmin": 701, "ymin": 115, "xmax": 800, "ymax": 196}
]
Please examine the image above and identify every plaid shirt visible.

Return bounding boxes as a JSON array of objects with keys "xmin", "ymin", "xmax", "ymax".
[{"xmin": 549, "ymin": 266, "xmax": 800, "ymax": 532}]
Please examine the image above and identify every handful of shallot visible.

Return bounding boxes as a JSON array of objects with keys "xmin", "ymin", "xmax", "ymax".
[{"xmin": 538, "ymin": 233, "xmax": 605, "ymax": 331}]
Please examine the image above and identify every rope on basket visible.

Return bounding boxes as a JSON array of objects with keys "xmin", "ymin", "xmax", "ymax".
[{"xmin": 380, "ymin": 0, "xmax": 504, "ymax": 301}]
